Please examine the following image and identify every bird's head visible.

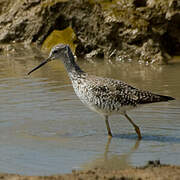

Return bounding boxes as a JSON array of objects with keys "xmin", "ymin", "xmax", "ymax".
[
  {"xmin": 28, "ymin": 44, "xmax": 70, "ymax": 75},
  {"xmin": 48, "ymin": 44, "xmax": 69, "ymax": 60}
]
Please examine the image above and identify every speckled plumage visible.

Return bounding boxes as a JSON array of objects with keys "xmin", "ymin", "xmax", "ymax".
[
  {"xmin": 70, "ymin": 72, "xmax": 173, "ymax": 116},
  {"xmin": 28, "ymin": 44, "xmax": 175, "ymax": 139}
]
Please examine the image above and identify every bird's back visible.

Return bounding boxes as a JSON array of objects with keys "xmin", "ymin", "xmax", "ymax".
[{"xmin": 70, "ymin": 72, "xmax": 174, "ymax": 115}]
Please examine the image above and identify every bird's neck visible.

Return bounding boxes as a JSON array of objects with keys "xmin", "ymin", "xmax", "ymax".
[{"xmin": 62, "ymin": 48, "xmax": 84, "ymax": 77}]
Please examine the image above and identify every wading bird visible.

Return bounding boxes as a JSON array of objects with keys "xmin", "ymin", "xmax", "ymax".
[{"xmin": 28, "ymin": 44, "xmax": 175, "ymax": 139}]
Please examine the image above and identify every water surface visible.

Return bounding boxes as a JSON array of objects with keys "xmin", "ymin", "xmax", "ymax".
[{"xmin": 0, "ymin": 48, "xmax": 179, "ymax": 175}]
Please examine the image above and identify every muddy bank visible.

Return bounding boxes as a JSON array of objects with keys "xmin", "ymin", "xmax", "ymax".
[
  {"xmin": 0, "ymin": 0, "xmax": 179, "ymax": 63},
  {"xmin": 0, "ymin": 162, "xmax": 180, "ymax": 180}
]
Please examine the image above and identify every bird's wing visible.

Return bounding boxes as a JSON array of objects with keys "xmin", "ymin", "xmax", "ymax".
[
  {"xmin": 89, "ymin": 76, "xmax": 173, "ymax": 105},
  {"xmin": 89, "ymin": 77, "xmax": 138, "ymax": 106}
]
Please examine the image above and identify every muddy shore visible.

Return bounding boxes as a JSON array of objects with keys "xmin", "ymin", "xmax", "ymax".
[
  {"xmin": 0, "ymin": 0, "xmax": 180, "ymax": 63},
  {"xmin": 0, "ymin": 162, "xmax": 180, "ymax": 180}
]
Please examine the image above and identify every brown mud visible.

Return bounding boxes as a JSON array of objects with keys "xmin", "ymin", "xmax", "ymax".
[
  {"xmin": 0, "ymin": 161, "xmax": 180, "ymax": 180},
  {"xmin": 0, "ymin": 0, "xmax": 179, "ymax": 63}
]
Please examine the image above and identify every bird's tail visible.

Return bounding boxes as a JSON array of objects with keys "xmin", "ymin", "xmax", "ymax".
[
  {"xmin": 138, "ymin": 93, "xmax": 175, "ymax": 104},
  {"xmin": 157, "ymin": 94, "xmax": 175, "ymax": 101}
]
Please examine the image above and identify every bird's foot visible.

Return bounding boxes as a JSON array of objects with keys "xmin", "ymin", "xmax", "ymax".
[
  {"xmin": 135, "ymin": 126, "xmax": 142, "ymax": 140},
  {"xmin": 108, "ymin": 131, "xmax": 113, "ymax": 137}
]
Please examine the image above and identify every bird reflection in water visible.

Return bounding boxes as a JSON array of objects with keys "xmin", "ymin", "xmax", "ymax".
[{"xmin": 82, "ymin": 138, "xmax": 140, "ymax": 170}]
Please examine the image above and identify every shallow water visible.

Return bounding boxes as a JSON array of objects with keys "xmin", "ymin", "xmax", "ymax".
[{"xmin": 0, "ymin": 48, "xmax": 180, "ymax": 175}]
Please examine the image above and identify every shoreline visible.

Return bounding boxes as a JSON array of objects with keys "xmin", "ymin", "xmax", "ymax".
[{"xmin": 1, "ymin": 162, "xmax": 180, "ymax": 180}]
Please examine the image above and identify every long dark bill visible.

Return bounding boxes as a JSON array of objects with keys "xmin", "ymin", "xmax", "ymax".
[{"xmin": 28, "ymin": 58, "xmax": 51, "ymax": 75}]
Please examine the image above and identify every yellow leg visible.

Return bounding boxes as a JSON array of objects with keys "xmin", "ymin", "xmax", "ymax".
[
  {"xmin": 124, "ymin": 113, "xmax": 142, "ymax": 140},
  {"xmin": 105, "ymin": 115, "xmax": 112, "ymax": 137}
]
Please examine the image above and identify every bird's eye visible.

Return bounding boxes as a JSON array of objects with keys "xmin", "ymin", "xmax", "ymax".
[{"xmin": 53, "ymin": 50, "xmax": 58, "ymax": 54}]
